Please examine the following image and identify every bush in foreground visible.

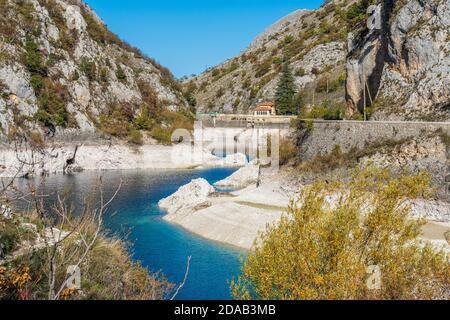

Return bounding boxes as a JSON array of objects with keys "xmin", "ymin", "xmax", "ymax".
[
  {"xmin": 231, "ymin": 166, "xmax": 449, "ymax": 300},
  {"xmin": 0, "ymin": 212, "xmax": 173, "ymax": 300}
]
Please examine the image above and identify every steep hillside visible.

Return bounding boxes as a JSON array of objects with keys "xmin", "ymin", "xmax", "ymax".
[
  {"xmin": 186, "ymin": 0, "xmax": 354, "ymax": 115},
  {"xmin": 0, "ymin": 0, "xmax": 189, "ymax": 143},
  {"xmin": 188, "ymin": 0, "xmax": 450, "ymax": 121}
]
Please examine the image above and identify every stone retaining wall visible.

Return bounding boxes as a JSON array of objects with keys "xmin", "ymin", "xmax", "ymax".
[{"xmin": 299, "ymin": 120, "xmax": 450, "ymax": 159}]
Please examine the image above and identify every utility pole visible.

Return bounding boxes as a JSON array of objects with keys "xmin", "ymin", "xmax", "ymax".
[
  {"xmin": 362, "ymin": 66, "xmax": 367, "ymax": 121},
  {"xmin": 366, "ymin": 80, "xmax": 373, "ymax": 105}
]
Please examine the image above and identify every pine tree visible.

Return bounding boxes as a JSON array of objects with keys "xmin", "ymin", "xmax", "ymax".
[{"xmin": 274, "ymin": 62, "xmax": 297, "ymax": 115}]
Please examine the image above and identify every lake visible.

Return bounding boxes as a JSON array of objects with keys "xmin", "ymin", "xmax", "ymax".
[{"xmin": 12, "ymin": 168, "xmax": 245, "ymax": 300}]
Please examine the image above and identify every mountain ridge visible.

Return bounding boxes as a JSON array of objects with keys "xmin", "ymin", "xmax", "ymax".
[
  {"xmin": 0, "ymin": 0, "xmax": 189, "ymax": 144},
  {"xmin": 186, "ymin": 0, "xmax": 450, "ymax": 121}
]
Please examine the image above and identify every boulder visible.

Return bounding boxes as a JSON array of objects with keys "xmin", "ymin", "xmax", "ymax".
[
  {"xmin": 215, "ymin": 164, "xmax": 260, "ymax": 189},
  {"xmin": 158, "ymin": 178, "xmax": 215, "ymax": 215}
]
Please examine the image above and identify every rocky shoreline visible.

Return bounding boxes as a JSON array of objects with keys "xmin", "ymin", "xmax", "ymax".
[
  {"xmin": 0, "ymin": 142, "xmax": 249, "ymax": 178},
  {"xmin": 159, "ymin": 165, "xmax": 450, "ymax": 251}
]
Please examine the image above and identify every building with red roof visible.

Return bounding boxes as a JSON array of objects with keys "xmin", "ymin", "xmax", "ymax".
[{"xmin": 253, "ymin": 102, "xmax": 276, "ymax": 116}]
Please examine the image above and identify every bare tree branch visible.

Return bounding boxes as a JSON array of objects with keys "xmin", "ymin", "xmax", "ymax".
[{"xmin": 170, "ymin": 256, "xmax": 191, "ymax": 300}]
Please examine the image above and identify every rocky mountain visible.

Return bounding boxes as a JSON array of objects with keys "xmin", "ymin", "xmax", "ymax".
[
  {"xmin": 0, "ymin": 0, "xmax": 188, "ymax": 143},
  {"xmin": 348, "ymin": 0, "xmax": 450, "ymax": 121},
  {"xmin": 187, "ymin": 0, "xmax": 450, "ymax": 121}
]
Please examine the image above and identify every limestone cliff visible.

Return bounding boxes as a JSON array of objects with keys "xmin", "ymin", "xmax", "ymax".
[
  {"xmin": 346, "ymin": 0, "xmax": 450, "ymax": 121},
  {"xmin": 0, "ymin": 0, "xmax": 188, "ymax": 139}
]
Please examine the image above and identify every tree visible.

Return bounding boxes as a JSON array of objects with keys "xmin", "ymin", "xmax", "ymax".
[
  {"xmin": 274, "ymin": 62, "xmax": 297, "ymax": 115},
  {"xmin": 231, "ymin": 166, "xmax": 450, "ymax": 300}
]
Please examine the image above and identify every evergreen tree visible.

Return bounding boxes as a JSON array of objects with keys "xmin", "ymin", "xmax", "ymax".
[{"xmin": 274, "ymin": 62, "xmax": 297, "ymax": 115}]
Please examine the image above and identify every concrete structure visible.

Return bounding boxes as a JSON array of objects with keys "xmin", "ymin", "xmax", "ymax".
[
  {"xmin": 298, "ymin": 120, "xmax": 450, "ymax": 159},
  {"xmin": 196, "ymin": 114, "xmax": 296, "ymax": 129}
]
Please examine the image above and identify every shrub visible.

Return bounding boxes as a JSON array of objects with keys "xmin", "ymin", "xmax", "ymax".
[
  {"xmin": 231, "ymin": 166, "xmax": 449, "ymax": 300},
  {"xmin": 254, "ymin": 58, "xmax": 272, "ymax": 78},
  {"xmin": 283, "ymin": 38, "xmax": 305, "ymax": 59},
  {"xmin": 34, "ymin": 109, "xmax": 52, "ymax": 126},
  {"xmin": 150, "ymin": 126, "xmax": 172, "ymax": 145},
  {"xmin": 115, "ymin": 65, "xmax": 127, "ymax": 82},
  {"xmin": 29, "ymin": 131, "xmax": 45, "ymax": 149},
  {"xmin": 315, "ymin": 75, "xmax": 341, "ymax": 93},
  {"xmin": 30, "ymin": 74, "xmax": 44, "ymax": 93},
  {"xmin": 160, "ymin": 109, "xmax": 193, "ymax": 131},
  {"xmin": 0, "ymin": 213, "xmax": 173, "ymax": 300},
  {"xmin": 133, "ymin": 114, "xmax": 153, "ymax": 130},
  {"xmin": 80, "ymin": 59, "xmax": 97, "ymax": 82},
  {"xmin": 344, "ymin": 0, "xmax": 374, "ymax": 26},
  {"xmin": 7, "ymin": 127, "xmax": 17, "ymax": 140},
  {"xmin": 34, "ymin": 80, "xmax": 71, "ymax": 127},
  {"xmin": 99, "ymin": 68, "xmax": 109, "ymax": 84},
  {"xmin": 59, "ymin": 28, "xmax": 78, "ymax": 54},
  {"xmin": 137, "ymin": 80, "xmax": 160, "ymax": 117},
  {"xmin": 0, "ymin": 217, "xmax": 20, "ymax": 258},
  {"xmin": 299, "ymin": 144, "xmax": 345, "ymax": 173},
  {"xmin": 24, "ymin": 37, "xmax": 47, "ymax": 77},
  {"xmin": 278, "ymin": 137, "xmax": 297, "ymax": 166},
  {"xmin": 127, "ymin": 129, "xmax": 143, "ymax": 145},
  {"xmin": 283, "ymin": 35, "xmax": 294, "ymax": 44},
  {"xmin": 295, "ymin": 67, "xmax": 306, "ymax": 77},
  {"xmin": 303, "ymin": 100, "xmax": 345, "ymax": 120},
  {"xmin": 216, "ymin": 87, "xmax": 225, "ymax": 98}
]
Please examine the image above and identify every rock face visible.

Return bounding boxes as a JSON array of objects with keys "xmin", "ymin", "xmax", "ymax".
[
  {"xmin": 158, "ymin": 178, "xmax": 215, "ymax": 215},
  {"xmin": 215, "ymin": 164, "xmax": 260, "ymax": 189},
  {"xmin": 0, "ymin": 0, "xmax": 187, "ymax": 136},
  {"xmin": 409, "ymin": 200, "xmax": 450, "ymax": 223},
  {"xmin": 360, "ymin": 134, "xmax": 449, "ymax": 198},
  {"xmin": 190, "ymin": 0, "xmax": 449, "ymax": 120},
  {"xmin": 0, "ymin": 139, "xmax": 250, "ymax": 178},
  {"xmin": 346, "ymin": 0, "xmax": 450, "ymax": 120}
]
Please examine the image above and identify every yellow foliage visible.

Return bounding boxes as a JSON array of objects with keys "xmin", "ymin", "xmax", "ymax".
[
  {"xmin": 10, "ymin": 265, "xmax": 31, "ymax": 289},
  {"xmin": 231, "ymin": 166, "xmax": 450, "ymax": 300}
]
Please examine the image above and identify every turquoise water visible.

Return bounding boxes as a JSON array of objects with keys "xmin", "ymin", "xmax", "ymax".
[{"xmin": 13, "ymin": 168, "xmax": 245, "ymax": 300}]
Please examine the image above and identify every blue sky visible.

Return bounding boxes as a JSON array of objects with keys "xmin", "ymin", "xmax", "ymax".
[{"xmin": 84, "ymin": 0, "xmax": 325, "ymax": 78}]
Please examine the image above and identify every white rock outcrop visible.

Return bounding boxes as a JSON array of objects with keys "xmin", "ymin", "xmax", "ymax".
[
  {"xmin": 0, "ymin": 138, "xmax": 251, "ymax": 178},
  {"xmin": 215, "ymin": 164, "xmax": 260, "ymax": 189},
  {"xmin": 158, "ymin": 178, "xmax": 215, "ymax": 215},
  {"xmin": 409, "ymin": 200, "xmax": 450, "ymax": 223}
]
